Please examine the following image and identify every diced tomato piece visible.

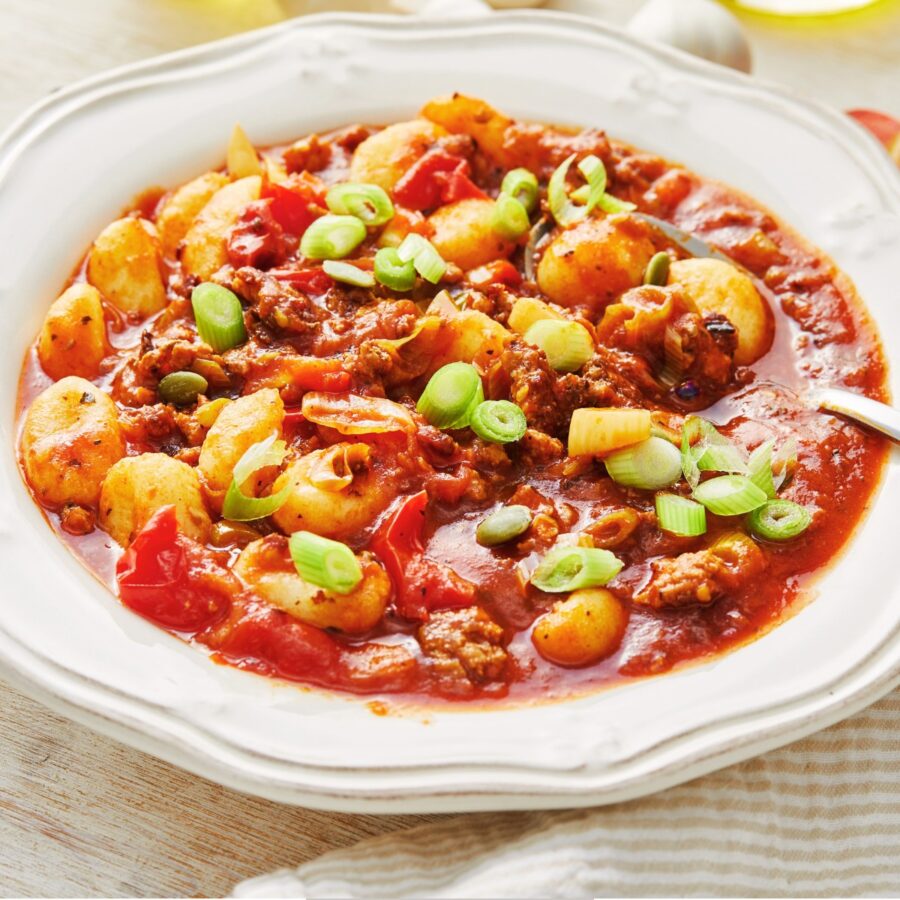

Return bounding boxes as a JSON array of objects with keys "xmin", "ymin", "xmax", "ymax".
[
  {"xmin": 116, "ymin": 506, "xmax": 233, "ymax": 633},
  {"xmin": 847, "ymin": 109, "xmax": 900, "ymax": 147},
  {"xmin": 372, "ymin": 491, "xmax": 477, "ymax": 620},
  {"xmin": 271, "ymin": 267, "xmax": 334, "ymax": 295},
  {"xmin": 393, "ymin": 150, "xmax": 487, "ymax": 211},
  {"xmin": 215, "ymin": 603, "xmax": 341, "ymax": 682},
  {"xmin": 261, "ymin": 172, "xmax": 325, "ymax": 235},
  {"xmin": 226, "ymin": 198, "xmax": 296, "ymax": 269},
  {"xmin": 467, "ymin": 259, "xmax": 522, "ymax": 287}
]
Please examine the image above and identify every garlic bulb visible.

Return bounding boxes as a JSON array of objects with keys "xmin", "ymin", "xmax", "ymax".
[{"xmin": 628, "ymin": 0, "xmax": 753, "ymax": 74}]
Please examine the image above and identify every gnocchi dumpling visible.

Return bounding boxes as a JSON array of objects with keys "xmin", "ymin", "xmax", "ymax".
[
  {"xmin": 234, "ymin": 537, "xmax": 390, "ymax": 634},
  {"xmin": 427, "ymin": 198, "xmax": 516, "ymax": 270},
  {"xmin": 37, "ymin": 283, "xmax": 107, "ymax": 380},
  {"xmin": 532, "ymin": 588, "xmax": 627, "ymax": 667},
  {"xmin": 427, "ymin": 308, "xmax": 511, "ymax": 374},
  {"xmin": 271, "ymin": 443, "xmax": 397, "ymax": 540},
  {"xmin": 86, "ymin": 217, "xmax": 167, "ymax": 317},
  {"xmin": 181, "ymin": 175, "xmax": 261, "ymax": 280},
  {"xmin": 198, "ymin": 388, "xmax": 284, "ymax": 512},
  {"xmin": 156, "ymin": 171, "xmax": 229, "ymax": 258},
  {"xmin": 537, "ymin": 215, "xmax": 655, "ymax": 312},
  {"xmin": 349, "ymin": 120, "xmax": 445, "ymax": 193},
  {"xmin": 99, "ymin": 453, "xmax": 211, "ymax": 546},
  {"xmin": 668, "ymin": 258, "xmax": 773, "ymax": 365},
  {"xmin": 21, "ymin": 376, "xmax": 124, "ymax": 507}
]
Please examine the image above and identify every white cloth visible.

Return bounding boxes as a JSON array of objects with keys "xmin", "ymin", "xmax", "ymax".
[{"xmin": 234, "ymin": 688, "xmax": 900, "ymax": 898}]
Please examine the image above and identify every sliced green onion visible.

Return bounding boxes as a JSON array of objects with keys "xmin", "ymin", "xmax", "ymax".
[
  {"xmin": 191, "ymin": 282, "xmax": 247, "ymax": 352},
  {"xmin": 500, "ymin": 168, "xmax": 539, "ymax": 214},
  {"xmin": 158, "ymin": 371, "xmax": 208, "ymax": 407},
  {"xmin": 746, "ymin": 499, "xmax": 812, "ymax": 542},
  {"xmin": 490, "ymin": 192, "xmax": 531, "ymax": 239},
  {"xmin": 604, "ymin": 436, "xmax": 683, "ymax": 490},
  {"xmin": 322, "ymin": 259, "xmax": 375, "ymax": 288},
  {"xmin": 548, "ymin": 153, "xmax": 635, "ymax": 226},
  {"xmin": 747, "ymin": 439, "xmax": 777, "ymax": 498},
  {"xmin": 416, "ymin": 362, "xmax": 484, "ymax": 429},
  {"xmin": 772, "ymin": 438, "xmax": 798, "ymax": 492},
  {"xmin": 531, "ymin": 546, "xmax": 624, "ymax": 593},
  {"xmin": 374, "ymin": 247, "xmax": 416, "ymax": 291},
  {"xmin": 681, "ymin": 416, "xmax": 745, "ymax": 488},
  {"xmin": 692, "ymin": 474, "xmax": 768, "ymax": 517},
  {"xmin": 643, "ymin": 251, "xmax": 671, "ymax": 286},
  {"xmin": 221, "ymin": 433, "xmax": 291, "ymax": 521},
  {"xmin": 288, "ymin": 531, "xmax": 362, "ymax": 595},
  {"xmin": 397, "ymin": 233, "xmax": 446, "ymax": 284},
  {"xmin": 655, "ymin": 493, "xmax": 707, "ymax": 537},
  {"xmin": 547, "ymin": 154, "xmax": 582, "ymax": 227},
  {"xmin": 524, "ymin": 319, "xmax": 594, "ymax": 373},
  {"xmin": 476, "ymin": 504, "xmax": 532, "ymax": 547},
  {"xmin": 469, "ymin": 400, "xmax": 527, "ymax": 444},
  {"xmin": 300, "ymin": 214, "xmax": 367, "ymax": 260},
  {"xmin": 598, "ymin": 193, "xmax": 637, "ymax": 214},
  {"xmin": 577, "ymin": 155, "xmax": 610, "ymax": 216},
  {"xmin": 696, "ymin": 442, "xmax": 748, "ymax": 475},
  {"xmin": 325, "ymin": 182, "xmax": 394, "ymax": 226}
]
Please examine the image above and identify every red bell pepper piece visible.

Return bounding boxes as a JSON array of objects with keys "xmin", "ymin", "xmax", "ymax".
[
  {"xmin": 271, "ymin": 267, "xmax": 334, "ymax": 295},
  {"xmin": 393, "ymin": 151, "xmax": 487, "ymax": 210},
  {"xmin": 372, "ymin": 490, "xmax": 477, "ymax": 620},
  {"xmin": 227, "ymin": 198, "xmax": 296, "ymax": 269},
  {"xmin": 116, "ymin": 506, "xmax": 232, "ymax": 633},
  {"xmin": 466, "ymin": 259, "xmax": 522, "ymax": 288},
  {"xmin": 214, "ymin": 602, "xmax": 341, "ymax": 683},
  {"xmin": 261, "ymin": 172, "xmax": 325, "ymax": 235}
]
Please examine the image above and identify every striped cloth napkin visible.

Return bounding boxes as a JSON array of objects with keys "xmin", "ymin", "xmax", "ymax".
[{"xmin": 234, "ymin": 687, "xmax": 900, "ymax": 898}]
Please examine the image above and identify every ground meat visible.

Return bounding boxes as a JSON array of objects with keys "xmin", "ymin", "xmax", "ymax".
[
  {"xmin": 231, "ymin": 267, "xmax": 322, "ymax": 336},
  {"xmin": 417, "ymin": 606, "xmax": 508, "ymax": 686},
  {"xmin": 632, "ymin": 534, "xmax": 766, "ymax": 609},
  {"xmin": 283, "ymin": 133, "xmax": 333, "ymax": 173},
  {"xmin": 59, "ymin": 503, "xmax": 95, "ymax": 535}
]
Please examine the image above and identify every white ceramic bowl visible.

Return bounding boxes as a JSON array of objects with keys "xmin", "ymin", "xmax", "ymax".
[{"xmin": 1, "ymin": 12, "xmax": 898, "ymax": 813}]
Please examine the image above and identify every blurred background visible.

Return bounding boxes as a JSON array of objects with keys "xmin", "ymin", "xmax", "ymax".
[{"xmin": 1, "ymin": 0, "xmax": 898, "ymax": 129}]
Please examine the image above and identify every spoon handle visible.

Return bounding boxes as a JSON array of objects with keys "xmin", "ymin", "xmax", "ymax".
[{"xmin": 816, "ymin": 388, "xmax": 900, "ymax": 443}]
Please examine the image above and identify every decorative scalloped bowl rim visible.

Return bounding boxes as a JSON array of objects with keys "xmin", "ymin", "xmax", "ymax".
[{"xmin": 0, "ymin": 11, "xmax": 898, "ymax": 813}]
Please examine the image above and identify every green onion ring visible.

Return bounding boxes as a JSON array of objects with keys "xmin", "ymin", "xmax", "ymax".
[
  {"xmin": 300, "ymin": 214, "xmax": 367, "ymax": 260},
  {"xmin": 374, "ymin": 246, "xmax": 416, "ymax": 291},
  {"xmin": 325, "ymin": 182, "xmax": 394, "ymax": 227},
  {"xmin": 746, "ymin": 499, "xmax": 812, "ymax": 542},
  {"xmin": 530, "ymin": 546, "xmax": 624, "ymax": 593},
  {"xmin": 469, "ymin": 400, "xmax": 527, "ymax": 444},
  {"xmin": 289, "ymin": 531, "xmax": 362, "ymax": 595},
  {"xmin": 191, "ymin": 282, "xmax": 247, "ymax": 353},
  {"xmin": 416, "ymin": 362, "xmax": 484, "ymax": 429}
]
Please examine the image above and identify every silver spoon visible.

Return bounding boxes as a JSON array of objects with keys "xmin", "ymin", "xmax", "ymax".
[{"xmin": 639, "ymin": 215, "xmax": 899, "ymax": 443}]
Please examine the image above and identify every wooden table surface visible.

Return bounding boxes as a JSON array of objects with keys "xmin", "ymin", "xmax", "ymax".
[{"xmin": 1, "ymin": 1, "xmax": 898, "ymax": 896}]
